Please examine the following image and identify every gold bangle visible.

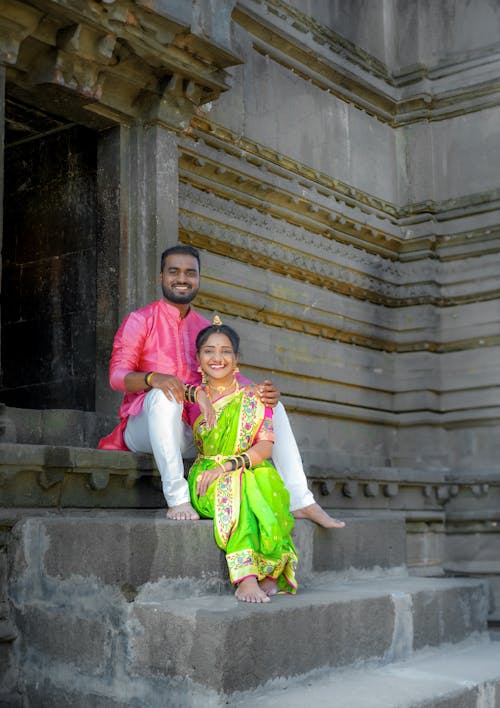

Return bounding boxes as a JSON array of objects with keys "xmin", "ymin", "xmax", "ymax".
[
  {"xmin": 145, "ymin": 371, "xmax": 155, "ymax": 388},
  {"xmin": 241, "ymin": 453, "xmax": 251, "ymax": 469}
]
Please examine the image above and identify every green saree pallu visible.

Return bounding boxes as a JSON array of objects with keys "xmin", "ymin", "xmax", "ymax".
[{"xmin": 187, "ymin": 385, "xmax": 298, "ymax": 593}]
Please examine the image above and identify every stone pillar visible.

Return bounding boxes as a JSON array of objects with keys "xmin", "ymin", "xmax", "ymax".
[
  {"xmin": 119, "ymin": 123, "xmax": 180, "ymax": 316},
  {"xmin": 95, "ymin": 123, "xmax": 180, "ymax": 414}
]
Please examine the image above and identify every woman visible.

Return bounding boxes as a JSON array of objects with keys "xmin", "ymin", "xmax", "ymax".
[{"xmin": 185, "ymin": 322, "xmax": 298, "ymax": 603}]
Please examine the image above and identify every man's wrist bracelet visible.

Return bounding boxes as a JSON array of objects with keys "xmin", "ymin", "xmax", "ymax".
[{"xmin": 144, "ymin": 371, "xmax": 155, "ymax": 389}]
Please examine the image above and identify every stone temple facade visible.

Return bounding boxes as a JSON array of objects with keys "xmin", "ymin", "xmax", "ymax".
[{"xmin": 1, "ymin": 1, "xmax": 500, "ymax": 705}]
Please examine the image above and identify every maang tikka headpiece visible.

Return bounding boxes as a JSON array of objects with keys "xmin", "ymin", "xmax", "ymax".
[{"xmin": 212, "ymin": 314, "xmax": 223, "ymax": 325}]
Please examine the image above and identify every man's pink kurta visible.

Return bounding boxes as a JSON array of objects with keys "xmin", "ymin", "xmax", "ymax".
[{"xmin": 98, "ymin": 300, "xmax": 209, "ymax": 450}]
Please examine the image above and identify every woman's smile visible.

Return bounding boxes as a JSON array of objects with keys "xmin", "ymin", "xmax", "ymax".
[{"xmin": 198, "ymin": 332, "xmax": 238, "ymax": 383}]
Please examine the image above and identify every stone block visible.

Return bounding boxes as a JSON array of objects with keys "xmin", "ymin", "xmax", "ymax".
[
  {"xmin": 1, "ymin": 407, "xmax": 121, "ymax": 448},
  {"xmin": 310, "ymin": 515, "xmax": 406, "ymax": 573},
  {"xmin": 40, "ymin": 410, "xmax": 89, "ymax": 446},
  {"xmin": 12, "ymin": 514, "xmax": 407, "ymax": 598},
  {"xmin": 412, "ymin": 581, "xmax": 488, "ymax": 650},
  {"xmin": 0, "ymin": 694, "xmax": 22, "ymax": 708},
  {"xmin": 416, "ymin": 688, "xmax": 479, "ymax": 708},
  {"xmin": 231, "ymin": 634, "xmax": 500, "ymax": 708},
  {"xmin": 2, "ymin": 408, "xmax": 42, "ymax": 445},
  {"xmin": 21, "ymin": 681, "xmax": 125, "ymax": 708},
  {"xmin": 14, "ymin": 606, "xmax": 112, "ymax": 676},
  {"xmin": 406, "ymin": 520, "xmax": 445, "ymax": 574},
  {"xmin": 128, "ymin": 589, "xmax": 395, "ymax": 693},
  {"xmin": 0, "ymin": 644, "xmax": 19, "ymax": 704},
  {"xmin": 0, "ymin": 405, "xmax": 17, "ymax": 444},
  {"xmin": 38, "ymin": 515, "xmax": 227, "ymax": 590}
]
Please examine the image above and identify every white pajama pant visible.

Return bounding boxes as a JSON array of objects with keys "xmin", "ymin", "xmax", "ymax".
[{"xmin": 124, "ymin": 388, "xmax": 315, "ymax": 511}]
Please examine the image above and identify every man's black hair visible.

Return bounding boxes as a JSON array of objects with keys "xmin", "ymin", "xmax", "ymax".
[{"xmin": 161, "ymin": 245, "xmax": 201, "ymax": 272}]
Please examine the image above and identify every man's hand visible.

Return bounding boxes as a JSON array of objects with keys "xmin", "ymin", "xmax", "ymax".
[
  {"xmin": 256, "ymin": 379, "xmax": 280, "ymax": 408},
  {"xmin": 151, "ymin": 373, "xmax": 185, "ymax": 403},
  {"xmin": 196, "ymin": 388, "xmax": 216, "ymax": 429}
]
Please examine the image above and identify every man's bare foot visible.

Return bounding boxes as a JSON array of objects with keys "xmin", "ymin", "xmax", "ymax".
[
  {"xmin": 292, "ymin": 503, "xmax": 345, "ymax": 529},
  {"xmin": 259, "ymin": 577, "xmax": 279, "ymax": 597},
  {"xmin": 166, "ymin": 502, "xmax": 200, "ymax": 521},
  {"xmin": 235, "ymin": 577, "xmax": 270, "ymax": 603}
]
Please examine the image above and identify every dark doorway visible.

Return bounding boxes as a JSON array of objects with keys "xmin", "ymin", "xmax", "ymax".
[{"xmin": 1, "ymin": 99, "xmax": 97, "ymax": 410}]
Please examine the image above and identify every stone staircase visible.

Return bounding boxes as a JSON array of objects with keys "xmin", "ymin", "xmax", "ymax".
[{"xmin": 3, "ymin": 508, "xmax": 500, "ymax": 707}]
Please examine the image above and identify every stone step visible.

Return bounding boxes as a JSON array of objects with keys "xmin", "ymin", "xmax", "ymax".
[
  {"xmin": 10, "ymin": 573, "xmax": 487, "ymax": 703},
  {"xmin": 126, "ymin": 576, "xmax": 487, "ymax": 695},
  {"xmin": 232, "ymin": 637, "xmax": 500, "ymax": 708},
  {"xmin": 7, "ymin": 510, "xmax": 407, "ymax": 591}
]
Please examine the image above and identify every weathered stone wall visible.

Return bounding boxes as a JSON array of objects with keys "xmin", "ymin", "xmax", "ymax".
[
  {"xmin": 173, "ymin": 0, "xmax": 500, "ymax": 481},
  {"xmin": 0, "ymin": 0, "xmax": 499, "ymax": 581},
  {"xmin": 172, "ymin": 0, "xmax": 500, "ymax": 582},
  {"xmin": 1, "ymin": 2, "xmax": 500, "ymax": 702}
]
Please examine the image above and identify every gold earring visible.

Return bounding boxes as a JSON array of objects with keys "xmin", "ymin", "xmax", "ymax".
[
  {"xmin": 197, "ymin": 366, "xmax": 208, "ymax": 385},
  {"xmin": 233, "ymin": 366, "xmax": 240, "ymax": 373}
]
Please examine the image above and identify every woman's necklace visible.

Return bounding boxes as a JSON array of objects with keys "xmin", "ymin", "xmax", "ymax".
[{"xmin": 207, "ymin": 377, "xmax": 238, "ymax": 400}]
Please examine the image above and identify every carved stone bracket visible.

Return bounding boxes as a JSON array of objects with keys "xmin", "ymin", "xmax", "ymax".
[
  {"xmin": 0, "ymin": 1, "xmax": 42, "ymax": 65},
  {"xmin": 1, "ymin": 0, "xmax": 242, "ymax": 130}
]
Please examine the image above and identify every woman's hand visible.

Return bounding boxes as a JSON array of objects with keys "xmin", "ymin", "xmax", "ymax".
[
  {"xmin": 196, "ymin": 388, "xmax": 216, "ymax": 429},
  {"xmin": 257, "ymin": 379, "xmax": 280, "ymax": 408},
  {"xmin": 196, "ymin": 466, "xmax": 223, "ymax": 497}
]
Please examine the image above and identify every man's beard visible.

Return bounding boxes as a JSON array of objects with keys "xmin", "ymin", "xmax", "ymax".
[{"xmin": 162, "ymin": 283, "xmax": 199, "ymax": 304}]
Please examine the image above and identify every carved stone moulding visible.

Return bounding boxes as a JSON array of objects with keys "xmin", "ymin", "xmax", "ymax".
[
  {"xmin": 179, "ymin": 216, "xmax": 500, "ymax": 334},
  {"xmin": 309, "ymin": 459, "xmax": 500, "ymax": 498},
  {"xmin": 179, "ymin": 179, "xmax": 500, "ymax": 288},
  {"xmin": 178, "ymin": 208, "xmax": 403, "ymax": 300},
  {"xmin": 235, "ymin": 0, "xmax": 500, "ymax": 126},
  {"xmin": 186, "ymin": 117, "xmax": 500, "ymax": 263},
  {"xmin": 0, "ymin": 0, "xmax": 241, "ymax": 131},
  {"xmin": 308, "ymin": 472, "xmax": 469, "ymax": 515},
  {"xmin": 0, "ymin": 443, "xmax": 164, "ymax": 508},
  {"xmin": 179, "ymin": 149, "xmax": 403, "ymax": 260},
  {"xmin": 189, "ymin": 115, "xmax": 401, "ymax": 221}
]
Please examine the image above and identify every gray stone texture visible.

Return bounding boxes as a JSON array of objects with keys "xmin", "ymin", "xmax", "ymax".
[
  {"xmin": 411, "ymin": 581, "xmax": 488, "ymax": 649},
  {"xmin": 14, "ymin": 606, "xmax": 112, "ymax": 676},
  {"xmin": 2, "ymin": 0, "xmax": 500, "ymax": 704},
  {"xmin": 311, "ymin": 515, "xmax": 406, "ymax": 572},
  {"xmin": 231, "ymin": 640, "xmax": 500, "ymax": 708},
  {"xmin": 3, "ymin": 510, "xmax": 491, "ymax": 704},
  {"xmin": 128, "ymin": 591, "xmax": 396, "ymax": 691},
  {"xmin": 7, "ymin": 513, "xmax": 399, "ymax": 592}
]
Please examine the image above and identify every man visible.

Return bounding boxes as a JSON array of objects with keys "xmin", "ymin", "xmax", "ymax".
[{"xmin": 99, "ymin": 244, "xmax": 344, "ymax": 527}]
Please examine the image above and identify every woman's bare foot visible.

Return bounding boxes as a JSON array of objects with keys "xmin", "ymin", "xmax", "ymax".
[
  {"xmin": 235, "ymin": 577, "xmax": 270, "ymax": 603},
  {"xmin": 292, "ymin": 503, "xmax": 345, "ymax": 528},
  {"xmin": 259, "ymin": 577, "xmax": 279, "ymax": 597},
  {"xmin": 166, "ymin": 502, "xmax": 200, "ymax": 521}
]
